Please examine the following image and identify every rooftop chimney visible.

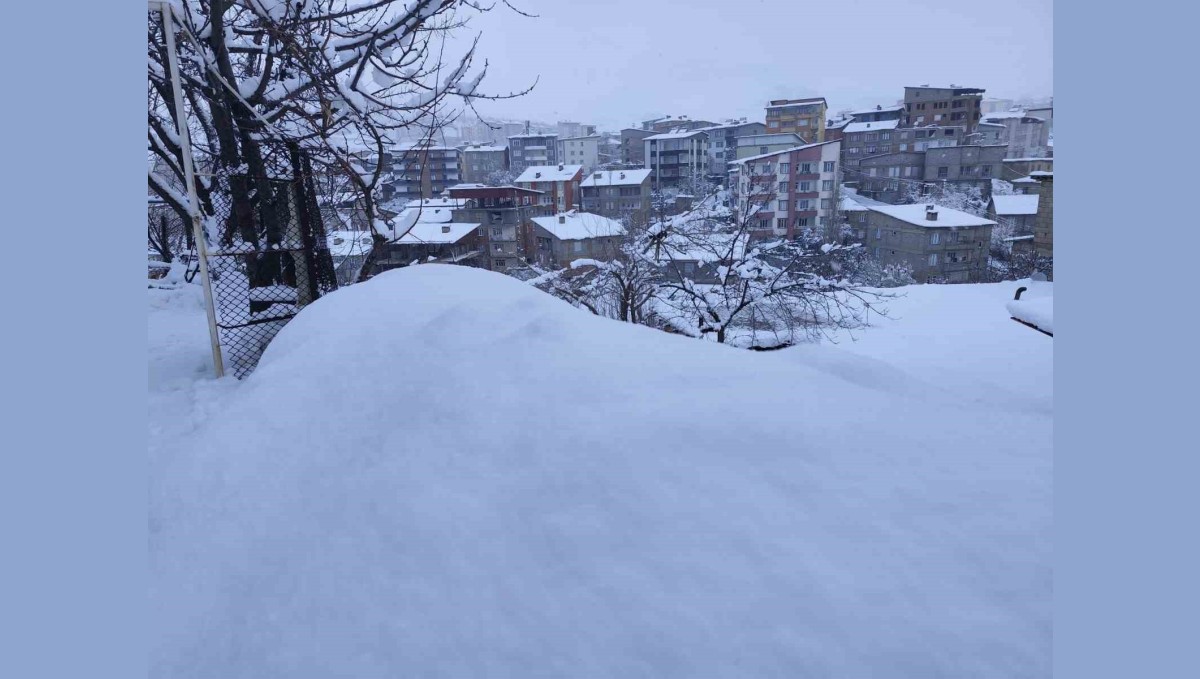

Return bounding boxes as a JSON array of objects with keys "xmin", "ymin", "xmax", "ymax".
[
  {"xmin": 925, "ymin": 205, "xmax": 938, "ymax": 221},
  {"xmin": 619, "ymin": 172, "xmax": 625, "ymax": 180},
  {"xmin": 594, "ymin": 172, "xmax": 603, "ymax": 179},
  {"xmin": 558, "ymin": 164, "xmax": 564, "ymax": 171},
  {"xmin": 535, "ymin": 172, "xmax": 542, "ymax": 179},
  {"xmin": 441, "ymin": 226, "xmax": 451, "ymax": 233},
  {"xmin": 558, "ymin": 214, "xmax": 566, "ymax": 224}
]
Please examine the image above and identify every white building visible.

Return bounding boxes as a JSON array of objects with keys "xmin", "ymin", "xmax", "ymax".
[
  {"xmin": 981, "ymin": 111, "xmax": 1051, "ymax": 159},
  {"xmin": 729, "ymin": 140, "xmax": 843, "ymax": 240},
  {"xmin": 555, "ymin": 135, "xmax": 601, "ymax": 173}
]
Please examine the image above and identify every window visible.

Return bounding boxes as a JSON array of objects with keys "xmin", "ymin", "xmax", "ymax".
[
  {"xmin": 491, "ymin": 227, "xmax": 503, "ymax": 236},
  {"xmin": 937, "ymin": 166, "xmax": 949, "ymax": 178},
  {"xmin": 796, "ymin": 199, "xmax": 810, "ymax": 210},
  {"xmin": 982, "ymin": 166, "xmax": 992, "ymax": 177},
  {"xmin": 778, "ymin": 200, "xmax": 787, "ymax": 211},
  {"xmin": 820, "ymin": 198, "xmax": 832, "ymax": 209},
  {"xmin": 801, "ymin": 163, "xmax": 812, "ymax": 173},
  {"xmin": 928, "ymin": 253, "xmax": 939, "ymax": 267},
  {"xmin": 797, "ymin": 181, "xmax": 811, "ymax": 191},
  {"xmin": 493, "ymin": 243, "xmax": 504, "ymax": 253},
  {"xmin": 934, "ymin": 114, "xmax": 943, "ymax": 122},
  {"xmin": 953, "ymin": 100, "xmax": 964, "ymax": 108},
  {"xmin": 875, "ymin": 228, "xmax": 882, "ymax": 240},
  {"xmin": 944, "ymin": 129, "xmax": 955, "ymax": 136},
  {"xmin": 899, "ymin": 143, "xmax": 909, "ymax": 151},
  {"xmin": 822, "ymin": 180, "xmax": 833, "ymax": 190},
  {"xmin": 930, "ymin": 232, "xmax": 940, "ymax": 245},
  {"xmin": 797, "ymin": 217, "xmax": 809, "ymax": 227},
  {"xmin": 951, "ymin": 112, "xmax": 965, "ymax": 121},
  {"xmin": 495, "ymin": 258, "xmax": 507, "ymax": 267},
  {"xmin": 915, "ymin": 116, "xmax": 925, "ymax": 124},
  {"xmin": 874, "ymin": 247, "xmax": 880, "ymax": 257},
  {"xmin": 779, "ymin": 182, "xmax": 788, "ymax": 194},
  {"xmin": 865, "ymin": 133, "xmax": 878, "ymax": 142},
  {"xmin": 759, "ymin": 218, "xmax": 770, "ymax": 230},
  {"xmin": 858, "ymin": 214, "xmax": 866, "ymax": 223},
  {"xmin": 868, "ymin": 168, "xmax": 878, "ymax": 177},
  {"xmin": 779, "ymin": 163, "xmax": 790, "ymax": 173},
  {"xmin": 823, "ymin": 161, "xmax": 835, "ymax": 172},
  {"xmin": 760, "ymin": 146, "xmax": 769, "ymax": 154},
  {"xmin": 777, "ymin": 217, "xmax": 787, "ymax": 229},
  {"xmin": 881, "ymin": 132, "xmax": 891, "ymax": 140},
  {"xmin": 849, "ymin": 148, "xmax": 860, "ymax": 155},
  {"xmin": 819, "ymin": 216, "xmax": 828, "ymax": 226},
  {"xmin": 887, "ymin": 167, "xmax": 900, "ymax": 177},
  {"xmin": 573, "ymin": 241, "xmax": 583, "ymax": 253}
]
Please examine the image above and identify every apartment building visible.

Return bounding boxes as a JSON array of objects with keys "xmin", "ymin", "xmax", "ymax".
[
  {"xmin": 530, "ymin": 211, "xmax": 626, "ymax": 269},
  {"xmin": 644, "ymin": 129, "xmax": 710, "ymax": 190},
  {"xmin": 447, "ymin": 184, "xmax": 552, "ymax": 271},
  {"xmin": 641, "ymin": 115, "xmax": 717, "ymax": 132},
  {"xmin": 1012, "ymin": 172, "xmax": 1054, "ymax": 257},
  {"xmin": 460, "ymin": 144, "xmax": 508, "ymax": 183},
  {"xmin": 902, "ymin": 86, "xmax": 985, "ymax": 133},
  {"xmin": 852, "ymin": 151, "xmax": 927, "ymax": 203},
  {"xmin": 507, "ymin": 132, "xmax": 559, "ymax": 174},
  {"xmin": 555, "ymin": 135, "xmax": 601, "ymax": 172},
  {"xmin": 862, "ymin": 203, "xmax": 995, "ymax": 283},
  {"xmin": 923, "ymin": 145, "xmax": 1007, "ymax": 185},
  {"xmin": 825, "ymin": 117, "xmax": 853, "ymax": 142},
  {"xmin": 981, "ymin": 111, "xmax": 1051, "ymax": 159},
  {"xmin": 514, "ymin": 164, "xmax": 584, "ymax": 212},
  {"xmin": 734, "ymin": 132, "xmax": 808, "ymax": 160},
  {"xmin": 845, "ymin": 104, "xmax": 904, "ymax": 124},
  {"xmin": 731, "ymin": 140, "xmax": 842, "ymax": 240},
  {"xmin": 580, "ymin": 169, "xmax": 653, "ymax": 221},
  {"xmin": 765, "ymin": 97, "xmax": 828, "ymax": 142},
  {"xmin": 620, "ymin": 128, "xmax": 656, "ymax": 165},
  {"xmin": 700, "ymin": 121, "xmax": 767, "ymax": 179},
  {"xmin": 388, "ymin": 142, "xmax": 462, "ymax": 202},
  {"xmin": 988, "ymin": 193, "xmax": 1040, "ymax": 236}
]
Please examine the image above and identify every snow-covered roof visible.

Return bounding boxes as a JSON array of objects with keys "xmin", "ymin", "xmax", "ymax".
[
  {"xmin": 580, "ymin": 169, "xmax": 652, "ymax": 187},
  {"xmin": 839, "ymin": 196, "xmax": 869, "ymax": 212},
  {"xmin": 844, "ymin": 119, "xmax": 901, "ymax": 133},
  {"xmin": 326, "ymin": 230, "xmax": 375, "ymax": 258},
  {"xmin": 729, "ymin": 140, "xmax": 840, "ymax": 165},
  {"xmin": 826, "ymin": 118, "xmax": 853, "ymax": 129},
  {"xmin": 1003, "ymin": 235, "xmax": 1035, "ymax": 242},
  {"xmin": 404, "ymin": 197, "xmax": 468, "ymax": 210},
  {"xmin": 991, "ymin": 194, "xmax": 1040, "ymax": 216},
  {"xmin": 515, "ymin": 165, "xmax": 584, "ymax": 183},
  {"xmin": 462, "ymin": 145, "xmax": 507, "ymax": 152},
  {"xmin": 847, "ymin": 104, "xmax": 904, "ymax": 115},
  {"xmin": 532, "ymin": 212, "xmax": 626, "ymax": 241},
  {"xmin": 765, "ymin": 98, "xmax": 826, "ymax": 109},
  {"xmin": 557, "ymin": 135, "xmax": 602, "ymax": 142},
  {"xmin": 508, "ymin": 132, "xmax": 559, "ymax": 139},
  {"xmin": 396, "ymin": 221, "xmax": 479, "ymax": 245},
  {"xmin": 644, "ymin": 129, "xmax": 709, "ymax": 141},
  {"xmin": 1029, "ymin": 171, "xmax": 1053, "ymax": 177},
  {"xmin": 866, "ymin": 204, "xmax": 997, "ymax": 228},
  {"xmin": 1002, "ymin": 157, "xmax": 1054, "ymax": 162}
]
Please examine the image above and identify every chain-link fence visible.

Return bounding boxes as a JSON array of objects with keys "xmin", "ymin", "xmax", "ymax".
[{"xmin": 204, "ymin": 143, "xmax": 338, "ymax": 378}]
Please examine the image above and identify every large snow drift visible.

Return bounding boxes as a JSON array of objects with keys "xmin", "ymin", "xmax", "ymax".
[{"xmin": 150, "ymin": 266, "xmax": 1051, "ymax": 678}]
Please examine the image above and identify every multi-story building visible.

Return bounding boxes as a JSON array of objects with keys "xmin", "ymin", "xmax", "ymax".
[
  {"xmin": 976, "ymin": 121, "xmax": 1007, "ymax": 145},
  {"xmin": 731, "ymin": 140, "xmax": 842, "ymax": 240},
  {"xmin": 507, "ymin": 132, "xmax": 559, "ymax": 174},
  {"xmin": 447, "ymin": 184, "xmax": 552, "ymax": 271},
  {"xmin": 734, "ymin": 132, "xmax": 807, "ymax": 160},
  {"xmin": 700, "ymin": 121, "xmax": 766, "ymax": 180},
  {"xmin": 765, "ymin": 97, "xmax": 828, "ymax": 142},
  {"xmin": 388, "ymin": 141, "xmax": 462, "ymax": 202},
  {"xmin": 924, "ymin": 145, "xmax": 1007, "ymax": 187},
  {"xmin": 987, "ymin": 193, "xmax": 1040, "ymax": 237},
  {"xmin": 842, "ymin": 123, "xmax": 965, "ymax": 171},
  {"xmin": 580, "ymin": 169, "xmax": 653, "ymax": 222},
  {"xmin": 902, "ymin": 86, "xmax": 985, "ymax": 133},
  {"xmin": 1000, "ymin": 157, "xmax": 1053, "ymax": 181},
  {"xmin": 460, "ymin": 144, "xmax": 508, "ymax": 183},
  {"xmin": 641, "ymin": 115, "xmax": 717, "ymax": 132},
  {"xmin": 555, "ymin": 135, "xmax": 601, "ymax": 172},
  {"xmin": 514, "ymin": 164, "xmax": 584, "ymax": 212},
  {"xmin": 981, "ymin": 111, "xmax": 1051, "ymax": 159},
  {"xmin": 529, "ymin": 211, "xmax": 626, "ymax": 269},
  {"xmin": 824, "ymin": 117, "xmax": 853, "ymax": 142},
  {"xmin": 845, "ymin": 104, "xmax": 904, "ymax": 124},
  {"xmin": 1012, "ymin": 172, "xmax": 1054, "ymax": 257},
  {"xmin": 852, "ymin": 151, "xmax": 927, "ymax": 204},
  {"xmin": 861, "ymin": 203, "xmax": 995, "ymax": 283},
  {"xmin": 644, "ymin": 129, "xmax": 711, "ymax": 191},
  {"xmin": 619, "ymin": 128, "xmax": 655, "ymax": 166}
]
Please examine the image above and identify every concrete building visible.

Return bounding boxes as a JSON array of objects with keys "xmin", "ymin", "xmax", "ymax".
[
  {"xmin": 555, "ymin": 135, "xmax": 602, "ymax": 173},
  {"xmin": 735, "ymin": 132, "xmax": 808, "ymax": 160},
  {"xmin": 862, "ymin": 203, "xmax": 995, "ymax": 283},
  {"xmin": 460, "ymin": 144, "xmax": 508, "ymax": 183},
  {"xmin": 389, "ymin": 141, "xmax": 462, "ymax": 202},
  {"xmin": 507, "ymin": 132, "xmax": 559, "ymax": 174},
  {"xmin": 924, "ymin": 144, "xmax": 1007, "ymax": 185},
  {"xmin": 988, "ymin": 193, "xmax": 1040, "ymax": 237},
  {"xmin": 731, "ymin": 140, "xmax": 842, "ymax": 240},
  {"xmin": 447, "ymin": 184, "xmax": 552, "ymax": 272},
  {"xmin": 700, "ymin": 121, "xmax": 767, "ymax": 180},
  {"xmin": 530, "ymin": 211, "xmax": 626, "ymax": 269},
  {"xmin": 825, "ymin": 117, "xmax": 853, "ymax": 142},
  {"xmin": 902, "ymin": 85, "xmax": 986, "ymax": 133},
  {"xmin": 981, "ymin": 111, "xmax": 1050, "ymax": 159},
  {"xmin": 644, "ymin": 129, "xmax": 711, "ymax": 190},
  {"xmin": 1012, "ymin": 172, "xmax": 1054, "ymax": 257},
  {"xmin": 852, "ymin": 151, "xmax": 927, "ymax": 204},
  {"xmin": 765, "ymin": 97, "xmax": 828, "ymax": 142},
  {"xmin": 580, "ymin": 168, "xmax": 653, "ymax": 222},
  {"xmin": 976, "ymin": 121, "xmax": 1007, "ymax": 146},
  {"xmin": 515, "ymin": 164, "xmax": 584, "ymax": 212},
  {"xmin": 845, "ymin": 104, "xmax": 904, "ymax": 124},
  {"xmin": 619, "ymin": 128, "xmax": 655, "ymax": 166}
]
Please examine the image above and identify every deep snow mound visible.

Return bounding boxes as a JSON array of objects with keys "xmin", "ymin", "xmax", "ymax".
[{"xmin": 151, "ymin": 264, "xmax": 1051, "ymax": 679}]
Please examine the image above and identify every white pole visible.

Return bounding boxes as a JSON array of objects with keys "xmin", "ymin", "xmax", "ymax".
[{"xmin": 159, "ymin": 2, "xmax": 225, "ymax": 378}]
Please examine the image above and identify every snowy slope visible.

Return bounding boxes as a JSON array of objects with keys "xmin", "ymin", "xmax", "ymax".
[{"xmin": 149, "ymin": 267, "xmax": 1051, "ymax": 679}]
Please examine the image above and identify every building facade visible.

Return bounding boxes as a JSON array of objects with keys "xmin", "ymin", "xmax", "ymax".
[
  {"xmin": 515, "ymin": 164, "xmax": 584, "ymax": 213},
  {"xmin": 734, "ymin": 132, "xmax": 808, "ymax": 160},
  {"xmin": 555, "ymin": 135, "xmax": 601, "ymax": 173},
  {"xmin": 845, "ymin": 104, "xmax": 904, "ymax": 124},
  {"xmin": 447, "ymin": 185, "xmax": 552, "ymax": 272},
  {"xmin": 765, "ymin": 97, "xmax": 828, "ymax": 142},
  {"xmin": 580, "ymin": 169, "xmax": 653, "ymax": 222},
  {"xmin": 982, "ymin": 112, "xmax": 1051, "ymax": 159},
  {"xmin": 1000, "ymin": 157, "xmax": 1053, "ymax": 181},
  {"xmin": 507, "ymin": 133, "xmax": 559, "ymax": 174},
  {"xmin": 644, "ymin": 129, "xmax": 711, "ymax": 190},
  {"xmin": 923, "ymin": 145, "xmax": 1007, "ymax": 187},
  {"xmin": 862, "ymin": 203, "xmax": 995, "ymax": 283},
  {"xmin": 732, "ymin": 140, "xmax": 842, "ymax": 240},
  {"xmin": 389, "ymin": 142, "xmax": 462, "ymax": 202},
  {"xmin": 1012, "ymin": 173, "xmax": 1054, "ymax": 257},
  {"xmin": 852, "ymin": 151, "xmax": 927, "ymax": 204},
  {"xmin": 902, "ymin": 86, "xmax": 985, "ymax": 133},
  {"xmin": 841, "ymin": 122, "xmax": 965, "ymax": 171},
  {"xmin": 460, "ymin": 144, "xmax": 508, "ymax": 183},
  {"xmin": 619, "ymin": 128, "xmax": 655, "ymax": 166},
  {"xmin": 529, "ymin": 212, "xmax": 626, "ymax": 269}
]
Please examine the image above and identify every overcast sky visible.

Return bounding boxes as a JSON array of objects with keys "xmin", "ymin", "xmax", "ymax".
[{"xmin": 449, "ymin": 0, "xmax": 1053, "ymax": 131}]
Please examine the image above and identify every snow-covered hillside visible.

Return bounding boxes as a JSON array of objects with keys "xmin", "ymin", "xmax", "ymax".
[{"xmin": 149, "ymin": 267, "xmax": 1051, "ymax": 678}]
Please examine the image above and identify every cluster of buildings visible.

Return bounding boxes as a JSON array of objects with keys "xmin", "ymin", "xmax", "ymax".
[{"xmin": 337, "ymin": 85, "xmax": 1052, "ymax": 285}]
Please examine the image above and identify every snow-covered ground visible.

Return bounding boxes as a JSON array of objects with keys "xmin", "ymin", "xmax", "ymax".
[{"xmin": 149, "ymin": 267, "xmax": 1051, "ymax": 678}]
